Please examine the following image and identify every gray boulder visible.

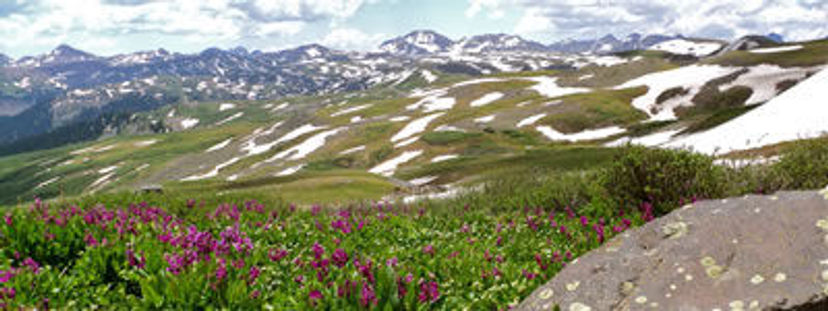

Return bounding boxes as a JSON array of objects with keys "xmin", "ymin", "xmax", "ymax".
[{"xmin": 519, "ymin": 190, "xmax": 828, "ymax": 311}]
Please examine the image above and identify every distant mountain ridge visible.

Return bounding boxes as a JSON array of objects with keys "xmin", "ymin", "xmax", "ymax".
[{"xmin": 0, "ymin": 30, "xmax": 795, "ymax": 152}]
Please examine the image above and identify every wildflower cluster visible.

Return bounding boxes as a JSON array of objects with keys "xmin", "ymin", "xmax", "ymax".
[{"xmin": 0, "ymin": 197, "xmax": 643, "ymax": 309}]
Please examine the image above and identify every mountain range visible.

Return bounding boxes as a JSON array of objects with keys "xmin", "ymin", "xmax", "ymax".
[{"xmin": 0, "ymin": 30, "xmax": 785, "ymax": 153}]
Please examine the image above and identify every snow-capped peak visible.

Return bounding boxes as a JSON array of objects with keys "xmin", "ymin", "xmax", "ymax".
[
  {"xmin": 452, "ymin": 34, "xmax": 547, "ymax": 54},
  {"xmin": 379, "ymin": 30, "xmax": 454, "ymax": 56}
]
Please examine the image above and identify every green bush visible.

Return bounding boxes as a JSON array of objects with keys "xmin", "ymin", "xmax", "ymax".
[
  {"xmin": 600, "ymin": 145, "xmax": 726, "ymax": 215},
  {"xmin": 768, "ymin": 139, "xmax": 828, "ymax": 190}
]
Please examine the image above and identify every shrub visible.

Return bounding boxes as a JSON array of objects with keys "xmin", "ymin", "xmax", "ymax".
[
  {"xmin": 600, "ymin": 145, "xmax": 726, "ymax": 215},
  {"xmin": 767, "ymin": 138, "xmax": 828, "ymax": 190}
]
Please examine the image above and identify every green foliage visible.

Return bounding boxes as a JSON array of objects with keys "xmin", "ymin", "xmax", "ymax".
[
  {"xmin": 766, "ymin": 139, "xmax": 828, "ymax": 190},
  {"xmin": 543, "ymin": 87, "xmax": 648, "ymax": 133},
  {"xmin": 421, "ymin": 131, "xmax": 482, "ymax": 146},
  {"xmin": 624, "ymin": 120, "xmax": 677, "ymax": 138},
  {"xmin": 678, "ymin": 104, "xmax": 759, "ymax": 135},
  {"xmin": 600, "ymin": 145, "xmax": 726, "ymax": 215}
]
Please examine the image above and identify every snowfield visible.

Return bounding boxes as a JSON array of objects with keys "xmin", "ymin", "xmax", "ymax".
[
  {"xmin": 369, "ymin": 150, "xmax": 423, "ymax": 177},
  {"xmin": 536, "ymin": 126, "xmax": 625, "ymax": 142},
  {"xmin": 649, "ymin": 39, "xmax": 723, "ymax": 57},
  {"xmin": 664, "ymin": 68, "xmax": 828, "ymax": 155},
  {"xmin": 470, "ymin": 92, "xmax": 504, "ymax": 107},
  {"xmin": 749, "ymin": 45, "xmax": 803, "ymax": 54},
  {"xmin": 718, "ymin": 64, "xmax": 814, "ymax": 105},
  {"xmin": 391, "ymin": 113, "xmax": 444, "ymax": 143},
  {"xmin": 526, "ymin": 76, "xmax": 589, "ymax": 98},
  {"xmin": 617, "ymin": 65, "xmax": 742, "ymax": 120}
]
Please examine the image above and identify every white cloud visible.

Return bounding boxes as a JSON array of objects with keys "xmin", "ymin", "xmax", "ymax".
[
  {"xmin": 0, "ymin": 0, "xmax": 372, "ymax": 56},
  {"xmin": 505, "ymin": 0, "xmax": 828, "ymax": 41},
  {"xmin": 321, "ymin": 28, "xmax": 385, "ymax": 50},
  {"xmin": 255, "ymin": 21, "xmax": 307, "ymax": 37},
  {"xmin": 466, "ymin": 0, "xmax": 506, "ymax": 19}
]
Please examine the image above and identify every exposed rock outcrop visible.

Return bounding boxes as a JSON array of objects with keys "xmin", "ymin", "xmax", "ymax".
[{"xmin": 519, "ymin": 190, "xmax": 828, "ymax": 310}]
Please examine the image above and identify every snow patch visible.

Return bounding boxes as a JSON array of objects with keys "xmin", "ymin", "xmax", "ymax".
[
  {"xmin": 242, "ymin": 123, "xmax": 321, "ymax": 156},
  {"xmin": 470, "ymin": 92, "xmax": 504, "ymax": 107},
  {"xmin": 134, "ymin": 140, "xmax": 157, "ymax": 147},
  {"xmin": 394, "ymin": 136, "xmax": 420, "ymax": 148},
  {"xmin": 421, "ymin": 70, "xmax": 437, "ymax": 83},
  {"xmin": 219, "ymin": 103, "xmax": 236, "ymax": 111},
  {"xmin": 276, "ymin": 164, "xmax": 305, "ymax": 176},
  {"xmin": 369, "ymin": 150, "xmax": 423, "ymax": 177},
  {"xmin": 649, "ymin": 39, "xmax": 723, "ymax": 57},
  {"xmin": 749, "ymin": 45, "xmax": 803, "ymax": 54},
  {"xmin": 266, "ymin": 127, "xmax": 346, "ymax": 162},
  {"xmin": 339, "ymin": 145, "xmax": 366, "ymax": 155},
  {"xmin": 402, "ymin": 185, "xmax": 465, "ymax": 204},
  {"xmin": 474, "ymin": 115, "xmax": 496, "ymax": 123},
  {"xmin": 98, "ymin": 166, "xmax": 118, "ymax": 175},
  {"xmin": 71, "ymin": 144, "xmax": 116, "ymax": 155},
  {"xmin": 391, "ymin": 113, "xmax": 444, "ymax": 143},
  {"xmin": 431, "ymin": 154, "xmax": 459, "ymax": 163},
  {"xmin": 331, "ymin": 104, "xmax": 372, "ymax": 117},
  {"xmin": 217, "ymin": 112, "xmax": 244, "ymax": 125},
  {"xmin": 536, "ymin": 126, "xmax": 625, "ymax": 142},
  {"xmin": 606, "ymin": 129, "xmax": 683, "ymax": 147},
  {"xmin": 525, "ymin": 76, "xmax": 589, "ymax": 98},
  {"xmin": 517, "ymin": 114, "xmax": 546, "ymax": 128},
  {"xmin": 409, "ymin": 176, "xmax": 437, "ymax": 186},
  {"xmin": 181, "ymin": 118, "xmax": 200, "ymax": 129},
  {"xmin": 35, "ymin": 176, "xmax": 60, "ymax": 189},
  {"xmin": 206, "ymin": 138, "xmax": 233, "ymax": 152},
  {"xmin": 182, "ymin": 157, "xmax": 241, "ymax": 181}
]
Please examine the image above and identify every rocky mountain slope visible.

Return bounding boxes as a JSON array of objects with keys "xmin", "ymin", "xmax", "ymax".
[{"xmin": 3, "ymin": 30, "xmax": 694, "ymax": 147}]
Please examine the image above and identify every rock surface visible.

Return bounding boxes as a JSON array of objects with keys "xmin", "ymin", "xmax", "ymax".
[{"xmin": 519, "ymin": 190, "xmax": 828, "ymax": 311}]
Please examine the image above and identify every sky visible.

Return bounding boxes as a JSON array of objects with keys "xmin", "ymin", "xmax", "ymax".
[{"xmin": 0, "ymin": 0, "xmax": 825, "ymax": 58}]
